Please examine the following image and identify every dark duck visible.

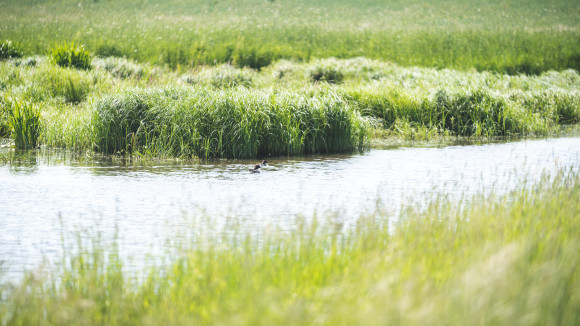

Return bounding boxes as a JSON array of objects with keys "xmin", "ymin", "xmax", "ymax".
[{"xmin": 249, "ymin": 160, "xmax": 268, "ymax": 173}]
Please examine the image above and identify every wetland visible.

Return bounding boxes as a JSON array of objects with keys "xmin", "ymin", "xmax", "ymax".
[{"xmin": 1, "ymin": 0, "xmax": 579, "ymax": 325}]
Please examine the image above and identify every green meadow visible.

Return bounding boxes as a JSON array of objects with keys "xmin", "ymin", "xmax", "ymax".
[{"xmin": 1, "ymin": 0, "xmax": 579, "ymax": 73}]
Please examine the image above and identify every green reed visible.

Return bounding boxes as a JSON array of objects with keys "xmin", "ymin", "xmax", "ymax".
[
  {"xmin": 344, "ymin": 88, "xmax": 541, "ymax": 137},
  {"xmin": 51, "ymin": 41, "xmax": 92, "ymax": 70},
  {"xmin": 2, "ymin": 56, "xmax": 579, "ymax": 155},
  {"xmin": 5, "ymin": 96, "xmax": 41, "ymax": 149},
  {"xmin": 92, "ymin": 86, "xmax": 370, "ymax": 158}
]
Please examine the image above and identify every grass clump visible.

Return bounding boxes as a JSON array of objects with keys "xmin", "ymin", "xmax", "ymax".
[
  {"xmin": 41, "ymin": 104, "xmax": 94, "ymax": 151},
  {"xmin": 344, "ymin": 86, "xmax": 577, "ymax": 138},
  {"xmin": 309, "ymin": 63, "xmax": 345, "ymax": 84},
  {"xmin": 92, "ymin": 86, "xmax": 370, "ymax": 158},
  {"xmin": 51, "ymin": 42, "xmax": 92, "ymax": 70},
  {"xmin": 1, "ymin": 170, "xmax": 578, "ymax": 325},
  {"xmin": 92, "ymin": 56, "xmax": 153, "ymax": 80},
  {"xmin": 509, "ymin": 90, "xmax": 580, "ymax": 124},
  {"xmin": 0, "ymin": 96, "xmax": 11, "ymax": 137},
  {"xmin": 183, "ymin": 64, "xmax": 256, "ymax": 88},
  {"xmin": 32, "ymin": 65, "xmax": 95, "ymax": 104},
  {"xmin": 4, "ymin": 96, "xmax": 41, "ymax": 149},
  {"xmin": 0, "ymin": 40, "xmax": 23, "ymax": 60}
]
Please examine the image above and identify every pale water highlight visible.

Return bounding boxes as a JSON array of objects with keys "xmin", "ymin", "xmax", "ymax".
[{"xmin": 1, "ymin": 137, "xmax": 579, "ymax": 280}]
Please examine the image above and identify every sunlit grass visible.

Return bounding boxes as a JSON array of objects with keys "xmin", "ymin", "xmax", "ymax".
[
  {"xmin": 1, "ymin": 57, "xmax": 579, "ymax": 156},
  {"xmin": 91, "ymin": 86, "xmax": 370, "ymax": 158},
  {"xmin": 1, "ymin": 0, "xmax": 578, "ymax": 73},
  {"xmin": 1, "ymin": 170, "xmax": 578, "ymax": 325},
  {"xmin": 4, "ymin": 97, "xmax": 41, "ymax": 149}
]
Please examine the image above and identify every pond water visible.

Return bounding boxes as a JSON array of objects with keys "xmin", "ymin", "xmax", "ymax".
[{"xmin": 1, "ymin": 136, "xmax": 580, "ymax": 280}]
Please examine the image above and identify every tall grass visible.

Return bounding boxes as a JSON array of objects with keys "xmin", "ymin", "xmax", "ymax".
[
  {"xmin": 51, "ymin": 41, "xmax": 92, "ymax": 70},
  {"xmin": 1, "ymin": 170, "xmax": 578, "ymax": 325},
  {"xmin": 344, "ymin": 87, "xmax": 557, "ymax": 137},
  {"xmin": 41, "ymin": 104, "xmax": 94, "ymax": 151},
  {"xmin": 0, "ymin": 40, "xmax": 22, "ymax": 60},
  {"xmin": 2, "ymin": 57, "xmax": 579, "ymax": 155},
  {"xmin": 91, "ymin": 56, "xmax": 155, "ymax": 81},
  {"xmin": 92, "ymin": 87, "xmax": 370, "ymax": 158},
  {"xmin": 5, "ymin": 96, "xmax": 41, "ymax": 149},
  {"xmin": 183, "ymin": 64, "xmax": 256, "ymax": 88},
  {"xmin": 0, "ymin": 0, "xmax": 578, "ymax": 74}
]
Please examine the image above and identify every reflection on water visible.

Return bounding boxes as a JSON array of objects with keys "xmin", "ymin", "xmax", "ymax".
[
  {"xmin": 2, "ymin": 150, "xmax": 39, "ymax": 175},
  {"xmin": 1, "ymin": 137, "xmax": 579, "ymax": 280}
]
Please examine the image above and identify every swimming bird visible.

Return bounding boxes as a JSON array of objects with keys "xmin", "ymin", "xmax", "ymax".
[
  {"xmin": 249, "ymin": 160, "xmax": 268, "ymax": 173},
  {"xmin": 249, "ymin": 164, "xmax": 261, "ymax": 173}
]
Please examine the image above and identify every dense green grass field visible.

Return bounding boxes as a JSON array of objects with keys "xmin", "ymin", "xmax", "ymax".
[
  {"xmin": 1, "ymin": 0, "xmax": 579, "ymax": 73},
  {"xmin": 1, "ymin": 170, "xmax": 578, "ymax": 325}
]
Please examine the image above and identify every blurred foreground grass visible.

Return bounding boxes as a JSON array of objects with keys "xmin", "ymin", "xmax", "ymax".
[{"xmin": 1, "ymin": 169, "xmax": 578, "ymax": 325}]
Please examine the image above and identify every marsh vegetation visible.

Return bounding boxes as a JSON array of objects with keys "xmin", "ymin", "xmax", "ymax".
[
  {"xmin": 0, "ymin": 56, "xmax": 578, "ymax": 156},
  {"xmin": 1, "ymin": 0, "xmax": 579, "ymax": 157},
  {"xmin": 1, "ymin": 0, "xmax": 579, "ymax": 325}
]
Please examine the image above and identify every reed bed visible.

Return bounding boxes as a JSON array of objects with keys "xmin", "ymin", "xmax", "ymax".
[
  {"xmin": 4, "ymin": 97, "xmax": 41, "ymax": 149},
  {"xmin": 268, "ymin": 58, "xmax": 580, "ymax": 137},
  {"xmin": 343, "ymin": 87, "xmax": 580, "ymax": 137},
  {"xmin": 1, "ymin": 170, "xmax": 578, "ymax": 325},
  {"xmin": 1, "ymin": 57, "xmax": 579, "ymax": 156},
  {"xmin": 92, "ymin": 87, "xmax": 370, "ymax": 158}
]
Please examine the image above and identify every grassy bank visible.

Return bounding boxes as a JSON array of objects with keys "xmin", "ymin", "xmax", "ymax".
[
  {"xmin": 1, "ymin": 170, "xmax": 578, "ymax": 325},
  {"xmin": 1, "ymin": 57, "xmax": 579, "ymax": 156},
  {"xmin": 1, "ymin": 0, "xmax": 579, "ymax": 73}
]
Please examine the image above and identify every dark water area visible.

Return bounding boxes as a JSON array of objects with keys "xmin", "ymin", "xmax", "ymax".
[{"xmin": 1, "ymin": 136, "xmax": 579, "ymax": 280}]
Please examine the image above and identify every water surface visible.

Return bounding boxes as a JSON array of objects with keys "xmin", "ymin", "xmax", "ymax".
[{"xmin": 1, "ymin": 137, "xmax": 579, "ymax": 280}]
